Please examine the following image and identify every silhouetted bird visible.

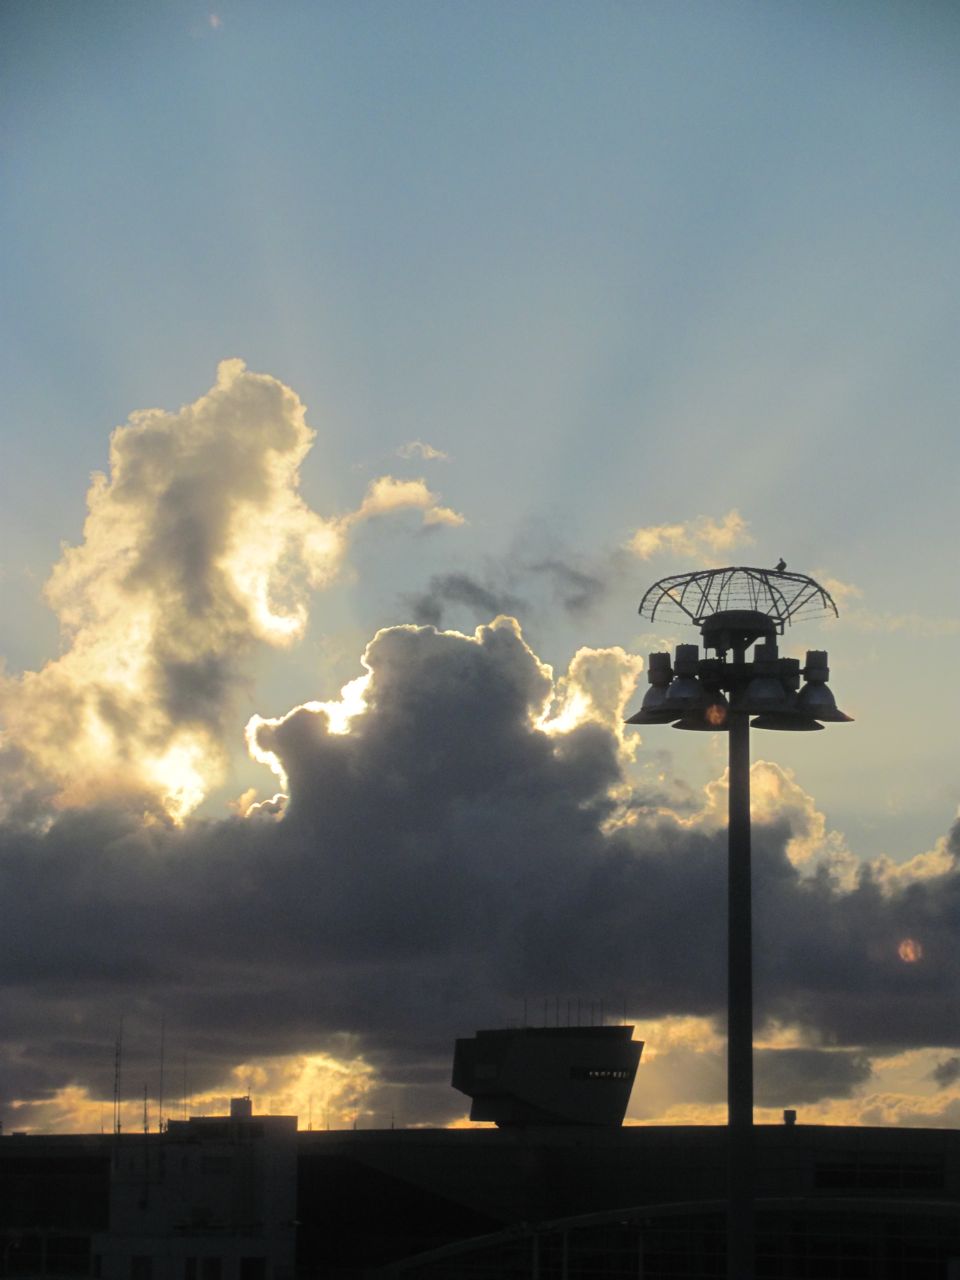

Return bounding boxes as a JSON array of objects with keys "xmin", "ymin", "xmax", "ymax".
[{"xmin": 775, "ymin": 558, "xmax": 787, "ymax": 572}]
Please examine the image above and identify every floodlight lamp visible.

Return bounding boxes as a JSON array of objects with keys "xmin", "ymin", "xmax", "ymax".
[
  {"xmin": 735, "ymin": 675, "xmax": 789, "ymax": 714},
  {"xmin": 664, "ymin": 675, "xmax": 704, "ymax": 711},
  {"xmin": 626, "ymin": 683, "xmax": 680, "ymax": 725},
  {"xmin": 795, "ymin": 681, "xmax": 853, "ymax": 723},
  {"xmin": 796, "ymin": 649, "xmax": 854, "ymax": 723},
  {"xmin": 625, "ymin": 652, "xmax": 680, "ymax": 725},
  {"xmin": 661, "ymin": 643, "xmax": 704, "ymax": 712},
  {"xmin": 673, "ymin": 693, "xmax": 730, "ymax": 732}
]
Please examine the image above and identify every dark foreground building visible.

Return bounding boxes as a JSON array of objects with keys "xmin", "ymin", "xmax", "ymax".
[{"xmin": 5, "ymin": 1108, "xmax": 960, "ymax": 1278}]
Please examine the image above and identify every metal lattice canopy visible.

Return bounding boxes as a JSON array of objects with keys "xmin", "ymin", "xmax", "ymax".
[{"xmin": 638, "ymin": 567, "xmax": 839, "ymax": 633}]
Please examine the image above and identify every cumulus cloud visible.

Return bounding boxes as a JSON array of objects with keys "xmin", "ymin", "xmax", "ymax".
[
  {"xmin": 4, "ymin": 608, "xmax": 960, "ymax": 1131},
  {"xmin": 626, "ymin": 509, "xmax": 753, "ymax": 563},
  {"xmin": 9, "ymin": 366, "xmax": 960, "ymax": 1132},
  {"xmin": 694, "ymin": 760, "xmax": 857, "ymax": 883},
  {"xmin": 0, "ymin": 362, "xmax": 463, "ymax": 821},
  {"xmin": 347, "ymin": 476, "xmax": 464, "ymax": 529}
]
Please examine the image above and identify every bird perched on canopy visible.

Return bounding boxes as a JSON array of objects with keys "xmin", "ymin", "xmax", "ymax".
[{"xmin": 775, "ymin": 558, "xmax": 787, "ymax": 572}]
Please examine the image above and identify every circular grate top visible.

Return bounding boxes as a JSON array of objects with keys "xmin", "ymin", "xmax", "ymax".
[{"xmin": 638, "ymin": 567, "xmax": 839, "ymax": 631}]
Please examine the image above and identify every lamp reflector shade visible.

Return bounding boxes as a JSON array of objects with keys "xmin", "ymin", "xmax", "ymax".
[
  {"xmin": 664, "ymin": 674, "xmax": 704, "ymax": 711},
  {"xmin": 795, "ymin": 681, "xmax": 853, "ymax": 722},
  {"xmin": 736, "ymin": 676, "xmax": 788, "ymax": 714},
  {"xmin": 751, "ymin": 713, "xmax": 824, "ymax": 732}
]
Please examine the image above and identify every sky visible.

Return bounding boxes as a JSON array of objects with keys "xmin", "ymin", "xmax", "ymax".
[{"xmin": 1, "ymin": 0, "xmax": 959, "ymax": 1134}]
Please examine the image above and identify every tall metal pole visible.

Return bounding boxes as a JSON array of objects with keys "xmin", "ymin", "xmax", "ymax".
[{"xmin": 727, "ymin": 708, "xmax": 754, "ymax": 1279}]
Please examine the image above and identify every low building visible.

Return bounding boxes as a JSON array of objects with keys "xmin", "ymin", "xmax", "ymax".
[
  {"xmin": 7, "ymin": 1099, "xmax": 960, "ymax": 1276},
  {"xmin": 94, "ymin": 1099, "xmax": 297, "ymax": 1280}
]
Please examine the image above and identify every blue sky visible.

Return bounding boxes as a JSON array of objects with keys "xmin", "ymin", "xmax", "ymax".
[
  {"xmin": 5, "ymin": 0, "xmax": 958, "ymax": 849},
  {"xmin": 2, "ymin": 2, "xmax": 960, "ymax": 1128}
]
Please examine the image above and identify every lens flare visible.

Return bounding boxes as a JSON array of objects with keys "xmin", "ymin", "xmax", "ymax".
[
  {"xmin": 898, "ymin": 938, "xmax": 923, "ymax": 963},
  {"xmin": 705, "ymin": 702, "xmax": 728, "ymax": 727}
]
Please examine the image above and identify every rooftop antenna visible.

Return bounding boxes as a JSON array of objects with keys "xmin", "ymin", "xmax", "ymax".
[
  {"xmin": 113, "ymin": 1017, "xmax": 124, "ymax": 1137},
  {"xmin": 157, "ymin": 1015, "xmax": 165, "ymax": 1134},
  {"xmin": 143, "ymin": 1083, "xmax": 148, "ymax": 1135}
]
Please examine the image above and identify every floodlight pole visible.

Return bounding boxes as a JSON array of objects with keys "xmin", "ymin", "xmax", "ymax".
[
  {"xmin": 630, "ymin": 567, "xmax": 850, "ymax": 1280},
  {"xmin": 727, "ymin": 705, "xmax": 754, "ymax": 1280}
]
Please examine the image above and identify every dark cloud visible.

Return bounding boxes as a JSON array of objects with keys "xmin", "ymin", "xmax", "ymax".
[
  {"xmin": 403, "ymin": 545, "xmax": 616, "ymax": 630},
  {"xmin": 932, "ymin": 1057, "xmax": 960, "ymax": 1089},
  {"xmin": 406, "ymin": 573, "xmax": 524, "ymax": 628},
  {"xmin": 755, "ymin": 1048, "xmax": 872, "ymax": 1106},
  {"xmin": 528, "ymin": 558, "xmax": 607, "ymax": 615},
  {"xmin": 1, "ymin": 622, "xmax": 959, "ymax": 1126}
]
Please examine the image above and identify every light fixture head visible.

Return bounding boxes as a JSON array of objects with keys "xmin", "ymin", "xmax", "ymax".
[
  {"xmin": 795, "ymin": 681, "xmax": 854, "ymax": 722},
  {"xmin": 735, "ymin": 675, "xmax": 789, "ymax": 714},
  {"xmin": 626, "ymin": 682, "xmax": 682, "ymax": 725},
  {"xmin": 664, "ymin": 674, "xmax": 705, "ymax": 711},
  {"xmin": 625, "ymin": 652, "xmax": 678, "ymax": 724},
  {"xmin": 797, "ymin": 649, "xmax": 853, "ymax": 722}
]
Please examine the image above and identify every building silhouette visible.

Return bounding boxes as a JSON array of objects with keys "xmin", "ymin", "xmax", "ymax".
[{"xmin": 5, "ymin": 1091, "xmax": 960, "ymax": 1277}]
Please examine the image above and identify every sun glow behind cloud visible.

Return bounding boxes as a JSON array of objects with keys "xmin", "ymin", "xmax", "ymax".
[
  {"xmin": 4, "ymin": 1049, "xmax": 377, "ymax": 1135},
  {"xmin": 0, "ymin": 363, "xmax": 463, "ymax": 822},
  {"xmin": 245, "ymin": 670, "xmax": 372, "ymax": 796}
]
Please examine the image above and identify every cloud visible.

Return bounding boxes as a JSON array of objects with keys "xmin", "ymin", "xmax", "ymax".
[
  {"xmin": 541, "ymin": 644, "xmax": 646, "ymax": 758},
  {"xmin": 845, "ymin": 609, "xmax": 960, "ymax": 639},
  {"xmin": 814, "ymin": 574, "xmax": 864, "ymax": 611},
  {"xmin": 346, "ymin": 476, "xmax": 464, "ymax": 529},
  {"xmin": 931, "ymin": 1056, "xmax": 960, "ymax": 1089},
  {"xmin": 0, "ymin": 363, "xmax": 463, "ymax": 821},
  {"xmin": 529, "ymin": 558, "xmax": 608, "ymax": 615},
  {"xmin": 626, "ymin": 509, "xmax": 753, "ymax": 563},
  {"xmin": 406, "ymin": 574, "xmax": 523, "ymax": 628},
  {"xmin": 5, "ymin": 598, "xmax": 960, "ymax": 1129},
  {"xmin": 755, "ymin": 1047, "xmax": 873, "ymax": 1106},
  {"xmin": 813, "ymin": 574, "xmax": 960, "ymax": 637},
  {"xmin": 694, "ymin": 760, "xmax": 857, "ymax": 882},
  {"xmin": 403, "ymin": 551, "xmax": 614, "ymax": 632},
  {"xmin": 397, "ymin": 441, "xmax": 449, "ymax": 462}
]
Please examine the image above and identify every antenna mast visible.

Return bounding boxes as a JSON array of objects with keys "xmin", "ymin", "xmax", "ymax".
[
  {"xmin": 113, "ymin": 1017, "xmax": 124, "ymax": 1136},
  {"xmin": 158, "ymin": 1015, "xmax": 165, "ymax": 1133}
]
